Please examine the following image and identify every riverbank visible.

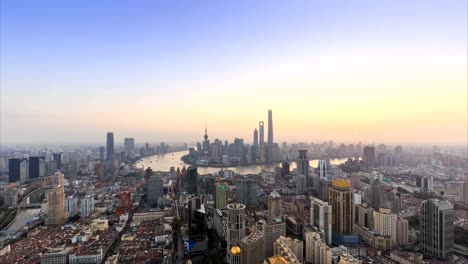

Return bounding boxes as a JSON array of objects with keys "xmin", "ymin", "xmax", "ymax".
[{"xmin": 135, "ymin": 150, "xmax": 349, "ymax": 175}]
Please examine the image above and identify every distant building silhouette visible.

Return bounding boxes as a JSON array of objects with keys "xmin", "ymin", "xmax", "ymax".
[
  {"xmin": 106, "ymin": 132, "xmax": 114, "ymax": 160},
  {"xmin": 297, "ymin": 150, "xmax": 309, "ymax": 187},
  {"xmin": 363, "ymin": 146, "xmax": 375, "ymax": 167}
]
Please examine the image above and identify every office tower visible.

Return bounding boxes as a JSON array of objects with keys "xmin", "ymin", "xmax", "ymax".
[
  {"xmin": 267, "ymin": 109, "xmax": 273, "ymax": 145},
  {"xmin": 227, "ymin": 203, "xmax": 246, "ymax": 264},
  {"xmin": 52, "ymin": 153, "xmax": 62, "ymax": 170},
  {"xmin": 416, "ymin": 176, "xmax": 434, "ymax": 192},
  {"xmin": 356, "ymin": 202, "xmax": 374, "ymax": 229},
  {"xmin": 460, "ymin": 180, "xmax": 468, "ymax": 204},
  {"xmin": 268, "ymin": 191, "xmax": 282, "ymax": 223},
  {"xmin": 273, "ymin": 236, "xmax": 303, "ymax": 263},
  {"xmin": 329, "ymin": 179, "xmax": 356, "ymax": 245},
  {"xmin": 318, "ymin": 160, "xmax": 327, "ymax": 181},
  {"xmin": 46, "ymin": 186, "xmax": 67, "ymax": 225},
  {"xmin": 305, "ymin": 230, "xmax": 332, "ymax": 264},
  {"xmin": 296, "ymin": 175, "xmax": 307, "ymax": 194},
  {"xmin": 363, "ymin": 146, "xmax": 375, "ymax": 167},
  {"xmin": 281, "ymin": 162, "xmax": 290, "ymax": 177},
  {"xmin": 241, "ymin": 221, "xmax": 265, "ymax": 264},
  {"xmin": 124, "ymin": 138, "xmax": 135, "ymax": 159},
  {"xmin": 28, "ymin": 156, "xmax": 44, "ymax": 179},
  {"xmin": 8, "ymin": 158, "xmax": 21, "ymax": 182},
  {"xmin": 147, "ymin": 176, "xmax": 163, "ymax": 207},
  {"xmin": 373, "ymin": 207, "xmax": 397, "ymax": 244},
  {"xmin": 297, "ymin": 150, "xmax": 310, "ymax": 186},
  {"xmin": 216, "ymin": 182, "xmax": 229, "ymax": 209},
  {"xmin": 236, "ymin": 177, "xmax": 257, "ymax": 207},
  {"xmin": 99, "ymin": 146, "xmax": 105, "ymax": 161},
  {"xmin": 396, "ymin": 217, "xmax": 409, "ymax": 246},
  {"xmin": 420, "ymin": 199, "xmax": 454, "ymax": 259},
  {"xmin": 259, "ymin": 121, "xmax": 265, "ymax": 145},
  {"xmin": 186, "ymin": 166, "xmax": 198, "ymax": 195},
  {"xmin": 80, "ymin": 196, "xmax": 95, "ymax": 217},
  {"xmin": 184, "ymin": 197, "xmax": 209, "ymax": 255},
  {"xmin": 310, "ymin": 197, "xmax": 332, "ymax": 245},
  {"xmin": 106, "ymin": 132, "xmax": 114, "ymax": 160}
]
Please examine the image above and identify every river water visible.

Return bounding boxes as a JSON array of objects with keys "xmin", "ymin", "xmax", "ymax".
[{"xmin": 135, "ymin": 150, "xmax": 348, "ymax": 175}]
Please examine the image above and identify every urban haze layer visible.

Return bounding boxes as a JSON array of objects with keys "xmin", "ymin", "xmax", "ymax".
[
  {"xmin": 1, "ymin": 1, "xmax": 467, "ymax": 264},
  {"xmin": 0, "ymin": 109, "xmax": 467, "ymax": 264}
]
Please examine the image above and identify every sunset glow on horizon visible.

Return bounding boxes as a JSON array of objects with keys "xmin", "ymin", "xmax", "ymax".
[{"xmin": 1, "ymin": 1, "xmax": 466, "ymax": 145}]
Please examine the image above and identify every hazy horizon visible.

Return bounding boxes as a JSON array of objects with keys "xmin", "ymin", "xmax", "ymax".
[{"xmin": 1, "ymin": 1, "xmax": 467, "ymax": 146}]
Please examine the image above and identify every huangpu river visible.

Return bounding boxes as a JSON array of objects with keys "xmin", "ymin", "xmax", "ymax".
[{"xmin": 135, "ymin": 150, "xmax": 348, "ymax": 175}]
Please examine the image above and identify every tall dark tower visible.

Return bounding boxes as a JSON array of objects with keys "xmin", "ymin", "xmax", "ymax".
[
  {"xmin": 106, "ymin": 132, "xmax": 114, "ymax": 160},
  {"xmin": 267, "ymin": 109, "xmax": 273, "ymax": 145},
  {"xmin": 253, "ymin": 129, "xmax": 258, "ymax": 147},
  {"xmin": 186, "ymin": 166, "xmax": 198, "ymax": 195},
  {"xmin": 259, "ymin": 122, "xmax": 265, "ymax": 145}
]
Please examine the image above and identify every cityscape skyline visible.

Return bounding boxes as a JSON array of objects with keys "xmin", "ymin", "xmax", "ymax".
[{"xmin": 1, "ymin": 1, "xmax": 467, "ymax": 145}]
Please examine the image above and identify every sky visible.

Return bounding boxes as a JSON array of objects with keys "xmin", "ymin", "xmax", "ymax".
[{"xmin": 1, "ymin": 0, "xmax": 467, "ymax": 146}]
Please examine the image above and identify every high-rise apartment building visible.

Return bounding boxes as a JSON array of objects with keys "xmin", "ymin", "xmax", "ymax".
[
  {"xmin": 80, "ymin": 196, "xmax": 95, "ymax": 217},
  {"xmin": 396, "ymin": 217, "xmax": 409, "ymax": 246},
  {"xmin": 363, "ymin": 146, "xmax": 375, "ymax": 167},
  {"xmin": 273, "ymin": 236, "xmax": 302, "ymax": 264},
  {"xmin": 460, "ymin": 180, "xmax": 468, "ymax": 204},
  {"xmin": 106, "ymin": 132, "xmax": 114, "ymax": 160},
  {"xmin": 268, "ymin": 191, "xmax": 282, "ymax": 223},
  {"xmin": 318, "ymin": 160, "xmax": 327, "ymax": 181},
  {"xmin": 296, "ymin": 175, "xmax": 307, "ymax": 194},
  {"xmin": 373, "ymin": 207, "xmax": 397, "ymax": 244},
  {"xmin": 356, "ymin": 202, "xmax": 374, "ymax": 229},
  {"xmin": 124, "ymin": 138, "xmax": 135, "ymax": 159},
  {"xmin": 227, "ymin": 203, "xmax": 246, "ymax": 264},
  {"xmin": 305, "ymin": 230, "xmax": 332, "ymax": 264},
  {"xmin": 186, "ymin": 166, "xmax": 198, "ymax": 195},
  {"xmin": 310, "ymin": 197, "xmax": 332, "ymax": 245},
  {"xmin": 420, "ymin": 199, "xmax": 454, "ymax": 259},
  {"xmin": 99, "ymin": 146, "xmax": 105, "ymax": 161},
  {"xmin": 46, "ymin": 186, "xmax": 67, "ymax": 225},
  {"xmin": 264, "ymin": 221, "xmax": 286, "ymax": 258}
]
